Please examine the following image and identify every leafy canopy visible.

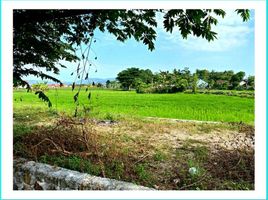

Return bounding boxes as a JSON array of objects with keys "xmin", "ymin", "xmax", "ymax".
[
  {"xmin": 116, "ymin": 67, "xmax": 153, "ymax": 90},
  {"xmin": 13, "ymin": 9, "xmax": 250, "ymax": 88}
]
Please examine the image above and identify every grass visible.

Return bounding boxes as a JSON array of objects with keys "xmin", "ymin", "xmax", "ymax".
[
  {"xmin": 14, "ymin": 88, "xmax": 254, "ymax": 124},
  {"xmin": 185, "ymin": 89, "xmax": 254, "ymax": 98},
  {"xmin": 13, "ymin": 88, "xmax": 255, "ymax": 190},
  {"xmin": 13, "ymin": 114, "xmax": 254, "ymax": 190}
]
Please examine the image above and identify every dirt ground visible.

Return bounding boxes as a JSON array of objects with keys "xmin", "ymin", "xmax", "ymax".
[{"xmin": 14, "ymin": 116, "xmax": 254, "ymax": 190}]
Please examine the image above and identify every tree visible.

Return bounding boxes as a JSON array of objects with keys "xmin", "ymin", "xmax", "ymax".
[
  {"xmin": 139, "ymin": 69, "xmax": 154, "ymax": 84},
  {"xmin": 174, "ymin": 78, "xmax": 189, "ymax": 92},
  {"xmin": 13, "ymin": 9, "xmax": 250, "ymax": 107},
  {"xmin": 229, "ymin": 71, "xmax": 246, "ymax": 89},
  {"xmin": 116, "ymin": 68, "xmax": 140, "ymax": 90},
  {"xmin": 14, "ymin": 9, "xmax": 250, "ymax": 88},
  {"xmin": 106, "ymin": 80, "xmax": 111, "ymax": 88},
  {"xmin": 109, "ymin": 80, "xmax": 121, "ymax": 89},
  {"xmin": 96, "ymin": 83, "xmax": 103, "ymax": 88},
  {"xmin": 196, "ymin": 69, "xmax": 210, "ymax": 82},
  {"xmin": 116, "ymin": 68, "xmax": 153, "ymax": 90},
  {"xmin": 192, "ymin": 73, "xmax": 198, "ymax": 93},
  {"xmin": 247, "ymin": 76, "xmax": 255, "ymax": 89}
]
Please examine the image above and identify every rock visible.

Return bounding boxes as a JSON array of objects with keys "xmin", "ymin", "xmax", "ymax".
[{"xmin": 13, "ymin": 158, "xmax": 153, "ymax": 190}]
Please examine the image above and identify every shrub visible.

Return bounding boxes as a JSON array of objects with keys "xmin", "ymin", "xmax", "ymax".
[
  {"xmin": 136, "ymin": 82, "xmax": 153, "ymax": 93},
  {"xmin": 31, "ymin": 83, "xmax": 49, "ymax": 92}
]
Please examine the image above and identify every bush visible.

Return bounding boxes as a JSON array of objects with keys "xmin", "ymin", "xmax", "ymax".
[
  {"xmin": 136, "ymin": 81, "xmax": 154, "ymax": 93},
  {"xmin": 31, "ymin": 83, "xmax": 49, "ymax": 92},
  {"xmin": 136, "ymin": 84, "xmax": 188, "ymax": 94},
  {"xmin": 235, "ymin": 85, "xmax": 246, "ymax": 91},
  {"xmin": 247, "ymin": 86, "xmax": 254, "ymax": 91}
]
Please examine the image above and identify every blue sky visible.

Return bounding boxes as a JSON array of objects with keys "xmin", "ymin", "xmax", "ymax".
[{"xmin": 28, "ymin": 9, "xmax": 255, "ymax": 81}]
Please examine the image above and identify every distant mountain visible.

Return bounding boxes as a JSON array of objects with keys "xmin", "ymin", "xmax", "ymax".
[{"xmin": 26, "ymin": 78, "xmax": 116, "ymax": 85}]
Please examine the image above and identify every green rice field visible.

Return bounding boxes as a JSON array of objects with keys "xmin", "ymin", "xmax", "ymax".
[{"xmin": 13, "ymin": 88, "xmax": 254, "ymax": 124}]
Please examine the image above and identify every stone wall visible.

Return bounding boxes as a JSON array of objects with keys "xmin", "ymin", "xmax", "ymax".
[{"xmin": 13, "ymin": 158, "xmax": 152, "ymax": 190}]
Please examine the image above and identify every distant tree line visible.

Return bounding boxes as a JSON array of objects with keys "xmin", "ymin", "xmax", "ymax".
[{"xmin": 115, "ymin": 67, "xmax": 255, "ymax": 93}]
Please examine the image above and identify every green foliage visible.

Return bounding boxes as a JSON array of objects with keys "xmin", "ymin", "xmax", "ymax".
[
  {"xmin": 186, "ymin": 89, "xmax": 254, "ymax": 98},
  {"xmin": 14, "ymin": 9, "xmax": 250, "ymax": 88},
  {"xmin": 220, "ymin": 181, "xmax": 253, "ymax": 190},
  {"xmin": 116, "ymin": 68, "xmax": 153, "ymax": 90},
  {"xmin": 35, "ymin": 91, "xmax": 52, "ymax": 107},
  {"xmin": 39, "ymin": 155, "xmax": 102, "ymax": 176},
  {"xmin": 105, "ymin": 80, "xmax": 111, "ymax": 88},
  {"xmin": 134, "ymin": 67, "xmax": 192, "ymax": 93},
  {"xmin": 104, "ymin": 113, "xmax": 116, "ymax": 121},
  {"xmin": 247, "ymin": 76, "xmax": 254, "ymax": 88},
  {"xmin": 153, "ymin": 150, "xmax": 167, "ymax": 161},
  {"xmin": 174, "ymin": 78, "xmax": 189, "ymax": 92},
  {"xmin": 192, "ymin": 73, "xmax": 198, "ymax": 93},
  {"xmin": 163, "ymin": 9, "xmax": 227, "ymax": 41},
  {"xmin": 106, "ymin": 80, "xmax": 121, "ymax": 89},
  {"xmin": 14, "ymin": 89, "xmax": 254, "ymax": 124},
  {"xmin": 134, "ymin": 164, "xmax": 152, "ymax": 183},
  {"xmin": 196, "ymin": 69, "xmax": 210, "ymax": 82},
  {"xmin": 229, "ymin": 71, "xmax": 246, "ymax": 90},
  {"xmin": 96, "ymin": 83, "xmax": 103, "ymax": 88},
  {"xmin": 235, "ymin": 9, "xmax": 250, "ymax": 21},
  {"xmin": 105, "ymin": 161, "xmax": 125, "ymax": 180},
  {"xmin": 13, "ymin": 124, "xmax": 33, "ymax": 137},
  {"xmin": 31, "ymin": 83, "xmax": 49, "ymax": 92},
  {"xmin": 136, "ymin": 81, "xmax": 153, "ymax": 94},
  {"xmin": 119, "ymin": 66, "xmax": 254, "ymax": 94}
]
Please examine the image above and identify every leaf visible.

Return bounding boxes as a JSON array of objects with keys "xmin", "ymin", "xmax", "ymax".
[
  {"xmin": 85, "ymin": 73, "xmax": 89, "ymax": 80},
  {"xmin": 70, "ymin": 72, "xmax": 74, "ymax": 76},
  {"xmin": 72, "ymin": 82, "xmax": 75, "ymax": 91},
  {"xmin": 77, "ymin": 63, "xmax": 80, "ymax": 74},
  {"xmin": 74, "ymin": 107, "xmax": 78, "ymax": 117},
  {"xmin": 35, "ymin": 91, "xmax": 52, "ymax": 107},
  {"xmin": 74, "ymin": 92, "xmax": 79, "ymax": 103},
  {"xmin": 235, "ymin": 9, "xmax": 250, "ymax": 22}
]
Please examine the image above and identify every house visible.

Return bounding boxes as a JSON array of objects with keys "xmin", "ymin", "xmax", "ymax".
[
  {"xmin": 239, "ymin": 80, "xmax": 247, "ymax": 86},
  {"xmin": 48, "ymin": 84, "xmax": 62, "ymax": 88},
  {"xmin": 197, "ymin": 79, "xmax": 208, "ymax": 89}
]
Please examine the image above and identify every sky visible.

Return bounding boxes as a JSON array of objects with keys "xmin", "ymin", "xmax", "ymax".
[{"xmin": 27, "ymin": 9, "xmax": 255, "ymax": 81}]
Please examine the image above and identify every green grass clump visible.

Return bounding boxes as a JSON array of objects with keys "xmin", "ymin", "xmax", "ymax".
[
  {"xmin": 153, "ymin": 150, "xmax": 167, "ymax": 161},
  {"xmin": 134, "ymin": 163, "xmax": 154, "ymax": 185},
  {"xmin": 39, "ymin": 155, "xmax": 102, "ymax": 176}
]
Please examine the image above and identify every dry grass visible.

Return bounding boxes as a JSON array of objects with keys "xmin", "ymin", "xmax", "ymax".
[{"xmin": 14, "ymin": 116, "xmax": 254, "ymax": 190}]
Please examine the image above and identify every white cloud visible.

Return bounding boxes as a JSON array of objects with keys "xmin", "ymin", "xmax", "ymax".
[{"xmin": 157, "ymin": 10, "xmax": 254, "ymax": 52}]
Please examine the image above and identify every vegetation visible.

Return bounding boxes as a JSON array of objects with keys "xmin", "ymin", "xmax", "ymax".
[
  {"xmin": 115, "ymin": 67, "xmax": 254, "ymax": 93},
  {"xmin": 31, "ymin": 83, "xmax": 49, "ymax": 92},
  {"xmin": 14, "ymin": 88, "xmax": 254, "ymax": 124},
  {"xmin": 13, "ymin": 9, "xmax": 254, "ymax": 191},
  {"xmin": 116, "ymin": 68, "xmax": 153, "ymax": 90},
  {"xmin": 14, "ymin": 9, "xmax": 250, "ymax": 104},
  {"xmin": 13, "ymin": 113, "xmax": 254, "ymax": 190}
]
